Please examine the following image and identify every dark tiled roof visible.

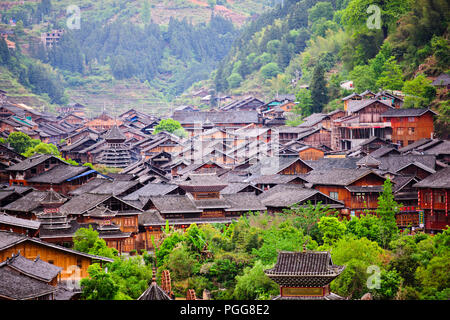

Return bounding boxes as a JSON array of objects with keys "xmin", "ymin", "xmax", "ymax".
[
  {"xmin": 413, "ymin": 167, "xmax": 450, "ymax": 189},
  {"xmin": 381, "ymin": 108, "xmax": 436, "ymax": 117},
  {"xmin": 356, "ymin": 154, "xmax": 381, "ymax": 167},
  {"xmin": 27, "ymin": 164, "xmax": 89, "ymax": 184},
  {"xmin": 258, "ymin": 184, "xmax": 343, "ymax": 208},
  {"xmin": 172, "ymin": 111, "xmax": 260, "ymax": 125},
  {"xmin": 370, "ymin": 146, "xmax": 399, "ymax": 158},
  {"xmin": 122, "ymin": 183, "xmax": 180, "ymax": 201},
  {"xmin": 304, "ymin": 158, "xmax": 360, "ymax": 170},
  {"xmin": 150, "ymin": 195, "xmax": 201, "ymax": 214},
  {"xmin": 59, "ymin": 193, "xmax": 111, "ymax": 215},
  {"xmin": 398, "ymin": 138, "xmax": 432, "ymax": 153},
  {"xmin": 1, "ymin": 190, "xmax": 47, "ymax": 213},
  {"xmin": 6, "ymin": 154, "xmax": 63, "ymax": 171},
  {"xmin": 265, "ymin": 251, "xmax": 344, "ymax": 276},
  {"xmin": 222, "ymin": 193, "xmax": 266, "ymax": 212},
  {"xmin": 304, "ymin": 168, "xmax": 379, "ymax": 186},
  {"xmin": 2, "ymin": 253, "xmax": 62, "ymax": 282},
  {"xmin": 220, "ymin": 183, "xmax": 262, "ymax": 194},
  {"xmin": 297, "ymin": 113, "xmax": 328, "ymax": 128},
  {"xmin": 0, "ymin": 213, "xmax": 40, "ymax": 230},
  {"xmin": 347, "ymin": 99, "xmax": 392, "ymax": 113},
  {"xmin": 0, "ymin": 266, "xmax": 56, "ymax": 300},
  {"xmin": 248, "ymin": 174, "xmax": 307, "ymax": 185},
  {"xmin": 68, "ymin": 178, "xmax": 109, "ymax": 196},
  {"xmin": 178, "ymin": 173, "xmax": 228, "ymax": 191},
  {"xmin": 378, "ymin": 155, "xmax": 436, "ymax": 173},
  {"xmin": 88, "ymin": 180, "xmax": 141, "ymax": 196}
]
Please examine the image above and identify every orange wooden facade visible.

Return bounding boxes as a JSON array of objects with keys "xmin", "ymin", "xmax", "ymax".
[
  {"xmin": 298, "ymin": 147, "xmax": 325, "ymax": 161},
  {"xmin": 313, "ymin": 173, "xmax": 385, "ymax": 214},
  {"xmin": 418, "ymin": 189, "xmax": 449, "ymax": 231},
  {"xmin": 386, "ymin": 112, "xmax": 434, "ymax": 147},
  {"xmin": 0, "ymin": 239, "xmax": 111, "ymax": 281},
  {"xmin": 278, "ymin": 160, "xmax": 312, "ymax": 175}
]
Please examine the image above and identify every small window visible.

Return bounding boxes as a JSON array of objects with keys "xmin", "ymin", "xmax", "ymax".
[
  {"xmin": 408, "ymin": 117, "xmax": 415, "ymax": 122},
  {"xmin": 48, "ymin": 260, "xmax": 54, "ymax": 265},
  {"xmin": 408, "ymin": 127, "xmax": 415, "ymax": 135},
  {"xmin": 329, "ymin": 191, "xmax": 339, "ymax": 200}
]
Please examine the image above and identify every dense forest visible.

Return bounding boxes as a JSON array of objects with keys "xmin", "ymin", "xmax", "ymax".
[
  {"xmin": 0, "ymin": 0, "xmax": 269, "ymax": 112},
  {"xmin": 212, "ymin": 0, "xmax": 449, "ymax": 133}
]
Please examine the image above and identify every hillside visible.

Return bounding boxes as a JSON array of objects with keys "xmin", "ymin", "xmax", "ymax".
[
  {"xmin": 210, "ymin": 0, "xmax": 449, "ymax": 133},
  {"xmin": 0, "ymin": 0, "xmax": 274, "ymax": 115}
]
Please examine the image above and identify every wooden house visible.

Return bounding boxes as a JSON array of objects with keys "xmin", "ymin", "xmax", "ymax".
[
  {"xmin": 220, "ymin": 96, "xmax": 265, "ymax": 112},
  {"xmin": 258, "ymin": 184, "xmax": 344, "ymax": 214},
  {"xmin": 304, "ymin": 168, "xmax": 386, "ymax": 218},
  {"xmin": 414, "ymin": 167, "xmax": 450, "ymax": 232},
  {"xmin": 264, "ymin": 250, "xmax": 345, "ymax": 300},
  {"xmin": 381, "ymin": 108, "xmax": 436, "ymax": 148},
  {"xmin": 333, "ymin": 99, "xmax": 394, "ymax": 151},
  {"xmin": 138, "ymin": 174, "xmax": 266, "ymax": 250},
  {"xmin": 0, "ymin": 213, "xmax": 40, "ymax": 237},
  {"xmin": 6, "ymin": 154, "xmax": 67, "ymax": 186},
  {"xmin": 0, "ymin": 253, "xmax": 62, "ymax": 300},
  {"xmin": 0, "ymin": 230, "xmax": 113, "ymax": 281}
]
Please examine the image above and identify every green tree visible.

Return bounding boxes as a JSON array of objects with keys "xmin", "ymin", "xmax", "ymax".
[
  {"xmin": 214, "ymin": 63, "xmax": 228, "ymax": 93},
  {"xmin": 277, "ymin": 39, "xmax": 291, "ymax": 69},
  {"xmin": 346, "ymin": 214, "xmax": 382, "ymax": 245},
  {"xmin": 260, "ymin": 62, "xmax": 281, "ymax": 79},
  {"xmin": 227, "ymin": 73, "xmax": 243, "ymax": 89},
  {"xmin": 109, "ymin": 256, "xmax": 153, "ymax": 299},
  {"xmin": 350, "ymin": 65, "xmax": 377, "ymax": 92},
  {"xmin": 294, "ymin": 88, "xmax": 313, "ymax": 116},
  {"xmin": 318, "ymin": 216, "xmax": 347, "ymax": 246},
  {"xmin": 22, "ymin": 142, "xmax": 60, "ymax": 157},
  {"xmin": 330, "ymin": 236, "xmax": 385, "ymax": 299},
  {"xmin": 7, "ymin": 132, "xmax": 34, "ymax": 154},
  {"xmin": 0, "ymin": 37, "xmax": 11, "ymax": 65},
  {"xmin": 141, "ymin": 0, "xmax": 151, "ymax": 24},
  {"xmin": 80, "ymin": 263, "xmax": 119, "ymax": 300},
  {"xmin": 73, "ymin": 226, "xmax": 118, "ymax": 258},
  {"xmin": 341, "ymin": 0, "xmax": 411, "ymax": 39},
  {"xmin": 375, "ymin": 56, "xmax": 404, "ymax": 91},
  {"xmin": 233, "ymin": 260, "xmax": 279, "ymax": 300},
  {"xmin": 164, "ymin": 245, "xmax": 198, "ymax": 281},
  {"xmin": 308, "ymin": 1, "xmax": 334, "ymax": 24},
  {"xmin": 402, "ymin": 74, "xmax": 436, "ymax": 108},
  {"xmin": 310, "ymin": 63, "xmax": 328, "ymax": 113},
  {"xmin": 153, "ymin": 118, "xmax": 187, "ymax": 137},
  {"xmin": 376, "ymin": 178, "xmax": 399, "ymax": 249},
  {"xmin": 373, "ymin": 269, "xmax": 403, "ymax": 300}
]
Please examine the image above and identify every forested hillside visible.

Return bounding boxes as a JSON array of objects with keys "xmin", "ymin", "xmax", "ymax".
[
  {"xmin": 211, "ymin": 0, "xmax": 449, "ymax": 134},
  {"xmin": 0, "ymin": 0, "xmax": 274, "ymax": 115}
]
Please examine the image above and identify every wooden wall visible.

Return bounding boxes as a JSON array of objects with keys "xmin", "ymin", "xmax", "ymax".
[
  {"xmin": 388, "ymin": 113, "xmax": 434, "ymax": 147},
  {"xmin": 0, "ymin": 240, "xmax": 106, "ymax": 280}
]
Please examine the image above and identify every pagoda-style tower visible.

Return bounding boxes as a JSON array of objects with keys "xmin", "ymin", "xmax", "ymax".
[
  {"xmin": 84, "ymin": 205, "xmax": 120, "ymax": 234},
  {"xmin": 138, "ymin": 267, "xmax": 173, "ymax": 300},
  {"xmin": 264, "ymin": 250, "xmax": 345, "ymax": 300},
  {"xmin": 38, "ymin": 188, "xmax": 70, "ymax": 231},
  {"xmin": 97, "ymin": 125, "xmax": 134, "ymax": 168}
]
